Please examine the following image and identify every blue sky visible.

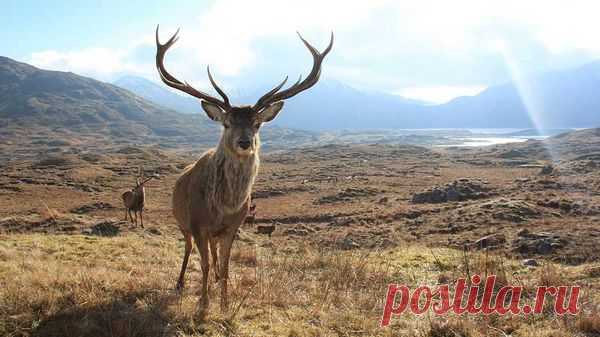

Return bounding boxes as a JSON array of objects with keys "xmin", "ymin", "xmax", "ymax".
[{"xmin": 4, "ymin": 0, "xmax": 600, "ymax": 103}]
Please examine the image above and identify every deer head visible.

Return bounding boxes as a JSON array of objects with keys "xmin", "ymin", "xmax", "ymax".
[{"xmin": 155, "ymin": 26, "xmax": 333, "ymax": 156}]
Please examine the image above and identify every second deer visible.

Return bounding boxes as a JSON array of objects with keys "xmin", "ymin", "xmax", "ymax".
[{"xmin": 122, "ymin": 169, "xmax": 155, "ymax": 228}]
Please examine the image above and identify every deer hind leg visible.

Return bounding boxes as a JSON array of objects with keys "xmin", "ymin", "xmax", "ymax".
[
  {"xmin": 209, "ymin": 237, "xmax": 220, "ymax": 283},
  {"xmin": 139, "ymin": 210, "xmax": 144, "ymax": 228},
  {"xmin": 219, "ymin": 231, "xmax": 236, "ymax": 313},
  {"xmin": 176, "ymin": 233, "xmax": 193, "ymax": 291},
  {"xmin": 128, "ymin": 209, "xmax": 134, "ymax": 223},
  {"xmin": 124, "ymin": 208, "xmax": 129, "ymax": 221}
]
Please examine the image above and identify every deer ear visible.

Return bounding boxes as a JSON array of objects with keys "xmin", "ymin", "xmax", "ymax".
[
  {"xmin": 259, "ymin": 101, "xmax": 284, "ymax": 123},
  {"xmin": 201, "ymin": 101, "xmax": 225, "ymax": 122}
]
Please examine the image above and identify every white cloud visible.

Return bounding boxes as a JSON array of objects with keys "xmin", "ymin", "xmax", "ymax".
[
  {"xmin": 29, "ymin": 47, "xmax": 150, "ymax": 81},
  {"xmin": 398, "ymin": 85, "xmax": 487, "ymax": 104},
  {"xmin": 24, "ymin": 0, "xmax": 600, "ymax": 93}
]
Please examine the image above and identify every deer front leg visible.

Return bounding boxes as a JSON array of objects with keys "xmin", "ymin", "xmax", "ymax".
[
  {"xmin": 139, "ymin": 210, "xmax": 144, "ymax": 228},
  {"xmin": 219, "ymin": 232, "xmax": 235, "ymax": 313},
  {"xmin": 193, "ymin": 230, "xmax": 210, "ymax": 316},
  {"xmin": 124, "ymin": 208, "xmax": 129, "ymax": 221}
]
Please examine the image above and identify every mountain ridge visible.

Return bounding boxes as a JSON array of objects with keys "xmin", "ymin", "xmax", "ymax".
[{"xmin": 112, "ymin": 61, "xmax": 600, "ymax": 130}]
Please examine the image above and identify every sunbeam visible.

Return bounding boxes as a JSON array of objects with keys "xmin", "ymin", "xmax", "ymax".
[{"xmin": 491, "ymin": 39, "xmax": 559, "ymax": 162}]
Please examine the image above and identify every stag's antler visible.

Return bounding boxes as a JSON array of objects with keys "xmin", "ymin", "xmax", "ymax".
[
  {"xmin": 253, "ymin": 32, "xmax": 334, "ymax": 112},
  {"xmin": 155, "ymin": 26, "xmax": 231, "ymax": 111}
]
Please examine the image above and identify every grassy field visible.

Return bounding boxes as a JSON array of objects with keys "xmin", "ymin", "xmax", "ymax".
[
  {"xmin": 1, "ymin": 232, "xmax": 599, "ymax": 337},
  {"xmin": 2, "ymin": 137, "xmax": 600, "ymax": 336}
]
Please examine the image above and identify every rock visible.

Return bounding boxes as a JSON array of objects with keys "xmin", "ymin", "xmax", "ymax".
[
  {"xmin": 474, "ymin": 233, "xmax": 506, "ymax": 250},
  {"xmin": 539, "ymin": 164, "xmax": 554, "ymax": 175},
  {"xmin": 282, "ymin": 228, "xmax": 308, "ymax": 236},
  {"xmin": 257, "ymin": 224, "xmax": 277, "ymax": 237},
  {"xmin": 481, "ymin": 199, "xmax": 541, "ymax": 223},
  {"xmin": 316, "ymin": 187, "xmax": 379, "ymax": 204},
  {"xmin": 522, "ymin": 259, "xmax": 539, "ymax": 267},
  {"xmin": 339, "ymin": 238, "xmax": 360, "ymax": 250},
  {"xmin": 146, "ymin": 228, "xmax": 162, "ymax": 235},
  {"xmin": 87, "ymin": 221, "xmax": 122, "ymax": 236},
  {"xmin": 536, "ymin": 198, "xmax": 579, "ymax": 213},
  {"xmin": 70, "ymin": 202, "xmax": 114, "ymax": 214},
  {"xmin": 512, "ymin": 232, "xmax": 566, "ymax": 255},
  {"xmin": 412, "ymin": 179, "xmax": 492, "ymax": 204},
  {"xmin": 446, "ymin": 188, "xmax": 461, "ymax": 202}
]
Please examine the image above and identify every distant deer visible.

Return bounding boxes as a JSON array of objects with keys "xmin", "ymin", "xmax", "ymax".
[
  {"xmin": 156, "ymin": 26, "xmax": 332, "ymax": 315},
  {"xmin": 121, "ymin": 168, "xmax": 154, "ymax": 228},
  {"xmin": 245, "ymin": 203, "xmax": 257, "ymax": 225}
]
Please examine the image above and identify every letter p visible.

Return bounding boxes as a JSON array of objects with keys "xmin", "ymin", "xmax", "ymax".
[{"xmin": 381, "ymin": 284, "xmax": 410, "ymax": 327}]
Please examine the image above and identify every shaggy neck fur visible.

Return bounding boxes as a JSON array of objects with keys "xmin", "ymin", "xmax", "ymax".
[{"xmin": 206, "ymin": 135, "xmax": 259, "ymax": 216}]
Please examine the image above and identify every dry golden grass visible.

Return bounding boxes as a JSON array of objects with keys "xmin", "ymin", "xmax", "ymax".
[{"xmin": 0, "ymin": 233, "xmax": 598, "ymax": 337}]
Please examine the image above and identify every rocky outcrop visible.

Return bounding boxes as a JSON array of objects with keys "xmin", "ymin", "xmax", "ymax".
[{"xmin": 412, "ymin": 178, "xmax": 492, "ymax": 204}]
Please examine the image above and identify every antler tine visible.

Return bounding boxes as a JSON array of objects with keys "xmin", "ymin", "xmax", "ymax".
[
  {"xmin": 155, "ymin": 25, "xmax": 231, "ymax": 110},
  {"xmin": 254, "ymin": 76, "xmax": 288, "ymax": 109},
  {"xmin": 207, "ymin": 66, "xmax": 230, "ymax": 106},
  {"xmin": 140, "ymin": 176, "xmax": 154, "ymax": 186},
  {"xmin": 253, "ymin": 32, "xmax": 334, "ymax": 111}
]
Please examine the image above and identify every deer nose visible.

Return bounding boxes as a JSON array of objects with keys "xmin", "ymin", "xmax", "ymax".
[{"xmin": 238, "ymin": 139, "xmax": 251, "ymax": 149}]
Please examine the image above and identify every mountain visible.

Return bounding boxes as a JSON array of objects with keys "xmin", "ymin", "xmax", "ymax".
[
  {"xmin": 114, "ymin": 76, "xmax": 428, "ymax": 130},
  {"xmin": 0, "ymin": 56, "xmax": 318, "ymax": 149},
  {"xmin": 113, "ymin": 75, "xmax": 201, "ymax": 114},
  {"xmin": 430, "ymin": 61, "xmax": 600, "ymax": 128},
  {"xmin": 0, "ymin": 56, "xmax": 211, "ymax": 138},
  {"xmin": 241, "ymin": 80, "xmax": 428, "ymax": 130},
  {"xmin": 114, "ymin": 60, "xmax": 600, "ymax": 131}
]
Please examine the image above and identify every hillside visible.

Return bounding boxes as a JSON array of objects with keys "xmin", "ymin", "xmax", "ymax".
[
  {"xmin": 0, "ymin": 56, "xmax": 211, "ymax": 138},
  {"xmin": 0, "ymin": 57, "xmax": 318, "ymax": 154}
]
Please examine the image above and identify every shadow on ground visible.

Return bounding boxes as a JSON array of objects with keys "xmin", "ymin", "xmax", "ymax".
[{"xmin": 30, "ymin": 290, "xmax": 198, "ymax": 337}]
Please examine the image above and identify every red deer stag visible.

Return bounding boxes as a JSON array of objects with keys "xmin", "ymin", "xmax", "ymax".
[
  {"xmin": 156, "ymin": 26, "xmax": 333, "ymax": 315},
  {"xmin": 121, "ymin": 168, "xmax": 154, "ymax": 228}
]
